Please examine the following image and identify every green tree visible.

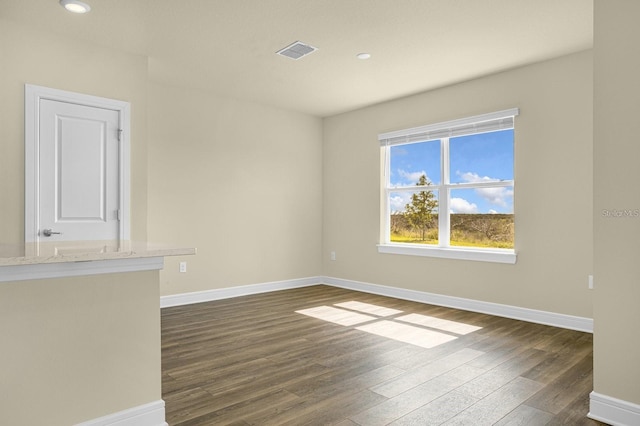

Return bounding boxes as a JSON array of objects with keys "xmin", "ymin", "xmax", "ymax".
[{"xmin": 404, "ymin": 174, "xmax": 438, "ymax": 240}]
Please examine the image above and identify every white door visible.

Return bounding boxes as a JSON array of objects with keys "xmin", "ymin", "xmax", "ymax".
[
  {"xmin": 25, "ymin": 85, "xmax": 131, "ymax": 244},
  {"xmin": 37, "ymin": 99, "xmax": 120, "ymax": 242}
]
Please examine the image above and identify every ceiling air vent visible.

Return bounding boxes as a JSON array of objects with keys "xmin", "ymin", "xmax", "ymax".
[{"xmin": 276, "ymin": 41, "xmax": 318, "ymax": 60}]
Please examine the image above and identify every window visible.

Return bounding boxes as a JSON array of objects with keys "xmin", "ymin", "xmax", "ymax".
[{"xmin": 378, "ymin": 109, "xmax": 518, "ymax": 264}]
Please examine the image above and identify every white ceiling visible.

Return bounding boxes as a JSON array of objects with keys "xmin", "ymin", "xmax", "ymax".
[{"xmin": 0, "ymin": 0, "xmax": 593, "ymax": 117}]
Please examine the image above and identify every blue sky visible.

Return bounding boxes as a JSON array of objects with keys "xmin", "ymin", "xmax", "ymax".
[{"xmin": 389, "ymin": 129, "xmax": 514, "ymax": 214}]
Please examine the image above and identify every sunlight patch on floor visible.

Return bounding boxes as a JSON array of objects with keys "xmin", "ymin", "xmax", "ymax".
[
  {"xmin": 295, "ymin": 306, "xmax": 377, "ymax": 326},
  {"xmin": 356, "ymin": 320, "xmax": 458, "ymax": 348},
  {"xmin": 334, "ymin": 301, "xmax": 403, "ymax": 317},
  {"xmin": 395, "ymin": 313, "xmax": 482, "ymax": 335},
  {"xmin": 296, "ymin": 301, "xmax": 483, "ymax": 349}
]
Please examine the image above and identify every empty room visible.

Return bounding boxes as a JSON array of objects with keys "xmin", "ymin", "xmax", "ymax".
[{"xmin": 1, "ymin": 1, "xmax": 639, "ymax": 425}]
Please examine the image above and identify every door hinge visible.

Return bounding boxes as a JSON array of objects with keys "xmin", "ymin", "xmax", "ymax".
[
  {"xmin": 117, "ymin": 129, "xmax": 123, "ymax": 142},
  {"xmin": 116, "ymin": 209, "xmax": 122, "ymax": 221}
]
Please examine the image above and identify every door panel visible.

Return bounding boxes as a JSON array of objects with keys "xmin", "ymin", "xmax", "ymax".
[
  {"xmin": 58, "ymin": 115, "xmax": 106, "ymax": 220},
  {"xmin": 39, "ymin": 99, "xmax": 120, "ymax": 241}
]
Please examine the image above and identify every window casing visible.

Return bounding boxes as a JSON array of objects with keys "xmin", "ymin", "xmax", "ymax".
[{"xmin": 379, "ymin": 109, "xmax": 518, "ymax": 264}]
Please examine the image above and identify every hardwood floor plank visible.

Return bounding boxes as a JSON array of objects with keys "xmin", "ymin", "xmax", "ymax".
[
  {"xmin": 198, "ymin": 361, "xmax": 329, "ymax": 408},
  {"xmin": 525, "ymin": 354, "xmax": 594, "ymax": 415},
  {"xmin": 173, "ymin": 388, "xmax": 300, "ymax": 426},
  {"xmin": 356, "ymin": 320, "xmax": 459, "ymax": 348},
  {"xmin": 521, "ymin": 335, "xmax": 593, "ymax": 385},
  {"xmin": 350, "ymin": 364, "xmax": 485, "ymax": 426},
  {"xmin": 389, "ymin": 391, "xmax": 478, "ymax": 426},
  {"xmin": 371, "ymin": 348, "xmax": 485, "ymax": 398},
  {"xmin": 454, "ymin": 348, "xmax": 549, "ymax": 400},
  {"xmin": 163, "ymin": 386, "xmax": 220, "ymax": 425},
  {"xmin": 493, "ymin": 404, "xmax": 554, "ymax": 425},
  {"xmin": 389, "ymin": 330, "xmax": 488, "ymax": 371},
  {"xmin": 546, "ymin": 391, "xmax": 602, "ymax": 426},
  {"xmin": 466, "ymin": 324, "xmax": 566, "ymax": 371},
  {"xmin": 335, "ymin": 420, "xmax": 360, "ymax": 426},
  {"xmin": 256, "ymin": 389, "xmax": 387, "ymax": 426},
  {"xmin": 442, "ymin": 376, "xmax": 544, "ymax": 425},
  {"xmin": 161, "ymin": 285, "xmax": 599, "ymax": 425},
  {"xmin": 285, "ymin": 364, "xmax": 405, "ymax": 398}
]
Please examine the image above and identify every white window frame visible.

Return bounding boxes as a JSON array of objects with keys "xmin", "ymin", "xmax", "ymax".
[{"xmin": 378, "ymin": 109, "xmax": 519, "ymax": 264}]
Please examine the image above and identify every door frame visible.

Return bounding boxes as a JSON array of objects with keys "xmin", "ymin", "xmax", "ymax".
[{"xmin": 25, "ymin": 84, "xmax": 131, "ymax": 243}]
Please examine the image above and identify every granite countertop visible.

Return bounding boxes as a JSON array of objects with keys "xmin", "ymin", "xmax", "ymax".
[{"xmin": 0, "ymin": 241, "xmax": 196, "ymax": 267}]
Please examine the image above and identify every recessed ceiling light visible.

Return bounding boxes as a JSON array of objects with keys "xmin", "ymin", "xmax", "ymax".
[
  {"xmin": 60, "ymin": 0, "xmax": 91, "ymax": 14},
  {"xmin": 357, "ymin": 53, "xmax": 371, "ymax": 60}
]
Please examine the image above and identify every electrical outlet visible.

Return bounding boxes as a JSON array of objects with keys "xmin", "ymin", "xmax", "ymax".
[
  {"xmin": 330, "ymin": 251, "xmax": 336, "ymax": 261},
  {"xmin": 588, "ymin": 274, "xmax": 593, "ymax": 289},
  {"xmin": 179, "ymin": 261, "xmax": 187, "ymax": 273}
]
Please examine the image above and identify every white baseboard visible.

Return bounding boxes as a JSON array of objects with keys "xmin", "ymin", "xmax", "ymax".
[
  {"xmin": 75, "ymin": 400, "xmax": 167, "ymax": 426},
  {"xmin": 160, "ymin": 276, "xmax": 321, "ymax": 308},
  {"xmin": 161, "ymin": 275, "xmax": 593, "ymax": 333},
  {"xmin": 321, "ymin": 276, "xmax": 594, "ymax": 333},
  {"xmin": 589, "ymin": 391, "xmax": 640, "ymax": 426}
]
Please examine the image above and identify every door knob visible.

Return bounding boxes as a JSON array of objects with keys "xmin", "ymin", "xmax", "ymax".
[{"xmin": 42, "ymin": 228, "xmax": 62, "ymax": 237}]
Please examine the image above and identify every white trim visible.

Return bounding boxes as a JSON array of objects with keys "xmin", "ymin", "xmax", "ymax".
[
  {"xmin": 389, "ymin": 179, "xmax": 515, "ymax": 193},
  {"xmin": 24, "ymin": 84, "xmax": 131, "ymax": 243},
  {"xmin": 378, "ymin": 108, "xmax": 519, "ymax": 145},
  {"xmin": 589, "ymin": 392, "xmax": 640, "ymax": 426},
  {"xmin": 378, "ymin": 244, "xmax": 517, "ymax": 264},
  {"xmin": 161, "ymin": 275, "xmax": 592, "ymax": 333},
  {"xmin": 160, "ymin": 276, "xmax": 321, "ymax": 308},
  {"xmin": 118, "ymin": 101, "xmax": 131, "ymax": 242},
  {"xmin": 439, "ymin": 138, "xmax": 451, "ymax": 247},
  {"xmin": 380, "ymin": 109, "xmax": 517, "ymax": 254},
  {"xmin": 0, "ymin": 257, "xmax": 164, "ymax": 283},
  {"xmin": 75, "ymin": 400, "xmax": 167, "ymax": 426},
  {"xmin": 322, "ymin": 276, "xmax": 593, "ymax": 333}
]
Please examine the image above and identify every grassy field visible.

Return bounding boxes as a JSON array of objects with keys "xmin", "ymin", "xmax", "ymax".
[
  {"xmin": 390, "ymin": 234, "xmax": 513, "ymax": 249},
  {"xmin": 390, "ymin": 213, "xmax": 514, "ymax": 249}
]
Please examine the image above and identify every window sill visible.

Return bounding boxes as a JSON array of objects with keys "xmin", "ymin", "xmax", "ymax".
[{"xmin": 377, "ymin": 243, "xmax": 517, "ymax": 264}]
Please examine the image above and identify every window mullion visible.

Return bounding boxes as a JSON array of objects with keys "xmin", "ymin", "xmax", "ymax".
[
  {"xmin": 449, "ymin": 180, "xmax": 514, "ymax": 189},
  {"xmin": 383, "ymin": 146, "xmax": 391, "ymax": 243},
  {"xmin": 381, "ymin": 110, "xmax": 516, "ymax": 257},
  {"xmin": 439, "ymin": 138, "xmax": 450, "ymax": 247}
]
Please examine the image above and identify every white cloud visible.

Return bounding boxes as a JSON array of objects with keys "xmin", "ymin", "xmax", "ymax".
[
  {"xmin": 476, "ymin": 186, "xmax": 513, "ymax": 208},
  {"xmin": 389, "ymin": 193, "xmax": 412, "ymax": 213},
  {"xmin": 457, "ymin": 171, "xmax": 497, "ymax": 183},
  {"xmin": 450, "ymin": 198, "xmax": 478, "ymax": 214},
  {"xmin": 457, "ymin": 171, "xmax": 513, "ymax": 209},
  {"xmin": 396, "ymin": 169, "xmax": 430, "ymax": 186},
  {"xmin": 488, "ymin": 209, "xmax": 498, "ymax": 214}
]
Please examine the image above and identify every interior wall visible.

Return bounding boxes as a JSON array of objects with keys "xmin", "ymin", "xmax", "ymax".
[
  {"xmin": 147, "ymin": 82, "xmax": 323, "ymax": 296},
  {"xmin": 593, "ymin": 0, "xmax": 640, "ymax": 405},
  {"xmin": 0, "ymin": 271, "xmax": 161, "ymax": 425},
  {"xmin": 323, "ymin": 50, "xmax": 594, "ymax": 318},
  {"xmin": 0, "ymin": 19, "xmax": 159, "ymax": 425},
  {"xmin": 0, "ymin": 19, "xmax": 149, "ymax": 242}
]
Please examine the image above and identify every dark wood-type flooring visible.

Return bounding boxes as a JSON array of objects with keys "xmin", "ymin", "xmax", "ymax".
[{"xmin": 162, "ymin": 285, "xmax": 604, "ymax": 425}]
